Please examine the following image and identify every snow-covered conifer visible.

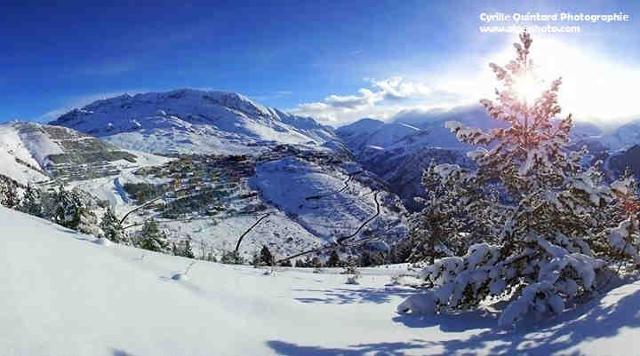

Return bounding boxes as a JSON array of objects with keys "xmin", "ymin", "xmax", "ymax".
[
  {"xmin": 259, "ymin": 245, "xmax": 274, "ymax": 266},
  {"xmin": 399, "ymin": 31, "xmax": 640, "ymax": 327},
  {"xmin": 53, "ymin": 185, "xmax": 85, "ymax": 230},
  {"xmin": 326, "ymin": 250, "xmax": 342, "ymax": 267},
  {"xmin": 407, "ymin": 161, "xmax": 496, "ymax": 263},
  {"xmin": 100, "ymin": 207, "xmax": 124, "ymax": 243},
  {"xmin": 221, "ymin": 250, "xmax": 244, "ymax": 264},
  {"xmin": 20, "ymin": 184, "xmax": 42, "ymax": 217},
  {"xmin": 0, "ymin": 179, "xmax": 20, "ymax": 209},
  {"xmin": 139, "ymin": 218, "xmax": 169, "ymax": 252},
  {"xmin": 182, "ymin": 239, "xmax": 195, "ymax": 258}
]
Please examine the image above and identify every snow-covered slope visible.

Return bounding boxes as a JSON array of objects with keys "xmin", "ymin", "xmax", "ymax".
[
  {"xmin": 2, "ymin": 206, "xmax": 640, "ymax": 355},
  {"xmin": 0, "ymin": 113, "xmax": 401, "ymax": 260},
  {"xmin": 0, "ymin": 122, "xmax": 166, "ymax": 184},
  {"xmin": 50, "ymin": 89, "xmax": 337, "ymax": 155},
  {"xmin": 251, "ymin": 157, "xmax": 406, "ymax": 243},
  {"xmin": 600, "ymin": 120, "xmax": 640, "ymax": 152},
  {"xmin": 0, "ymin": 123, "xmax": 50, "ymax": 184},
  {"xmin": 337, "ymin": 119, "xmax": 423, "ymax": 156}
]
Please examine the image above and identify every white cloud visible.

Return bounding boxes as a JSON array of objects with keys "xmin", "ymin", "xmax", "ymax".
[
  {"xmin": 292, "ymin": 77, "xmax": 462, "ymax": 125},
  {"xmin": 293, "ymin": 37, "xmax": 640, "ymax": 128}
]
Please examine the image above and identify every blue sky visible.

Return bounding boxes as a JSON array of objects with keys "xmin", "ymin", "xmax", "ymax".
[{"xmin": 1, "ymin": 0, "xmax": 638, "ymax": 125}]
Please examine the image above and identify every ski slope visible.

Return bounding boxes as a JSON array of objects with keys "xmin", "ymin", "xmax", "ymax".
[{"xmin": 1, "ymin": 207, "xmax": 639, "ymax": 355}]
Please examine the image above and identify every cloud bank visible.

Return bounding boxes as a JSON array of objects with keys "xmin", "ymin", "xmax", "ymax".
[{"xmin": 292, "ymin": 77, "xmax": 466, "ymax": 126}]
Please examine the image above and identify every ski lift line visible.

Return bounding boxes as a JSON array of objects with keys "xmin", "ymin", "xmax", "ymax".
[
  {"xmin": 274, "ymin": 232, "xmax": 383, "ymax": 265},
  {"xmin": 274, "ymin": 243, "xmax": 335, "ymax": 264},
  {"xmin": 234, "ymin": 213, "xmax": 271, "ymax": 253}
]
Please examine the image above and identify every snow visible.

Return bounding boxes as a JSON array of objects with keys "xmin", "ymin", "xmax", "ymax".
[
  {"xmin": 65, "ymin": 155, "xmax": 170, "ymax": 214},
  {"xmin": 0, "ymin": 123, "xmax": 50, "ymax": 184},
  {"xmin": 0, "ymin": 122, "xmax": 169, "ymax": 187},
  {"xmin": 251, "ymin": 157, "xmax": 402, "ymax": 242},
  {"xmin": 160, "ymin": 211, "xmax": 326, "ymax": 259},
  {"xmin": 337, "ymin": 120, "xmax": 422, "ymax": 156},
  {"xmin": 2, "ymin": 207, "xmax": 640, "ymax": 355}
]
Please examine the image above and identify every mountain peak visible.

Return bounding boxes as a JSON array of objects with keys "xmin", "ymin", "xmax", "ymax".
[{"xmin": 49, "ymin": 88, "xmax": 336, "ymax": 155}]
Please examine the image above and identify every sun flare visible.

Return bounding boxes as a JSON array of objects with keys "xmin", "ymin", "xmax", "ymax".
[
  {"xmin": 512, "ymin": 71, "xmax": 544, "ymax": 105},
  {"xmin": 486, "ymin": 38, "xmax": 640, "ymax": 125}
]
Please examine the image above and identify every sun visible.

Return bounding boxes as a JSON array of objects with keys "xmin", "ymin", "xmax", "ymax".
[
  {"xmin": 512, "ymin": 71, "xmax": 544, "ymax": 105},
  {"xmin": 505, "ymin": 38, "xmax": 640, "ymax": 124}
]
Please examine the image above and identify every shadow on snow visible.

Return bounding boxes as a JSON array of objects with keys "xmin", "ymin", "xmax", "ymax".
[
  {"xmin": 293, "ymin": 286, "xmax": 415, "ymax": 305},
  {"xmin": 267, "ymin": 339, "xmax": 429, "ymax": 356},
  {"xmin": 272, "ymin": 287, "xmax": 640, "ymax": 355}
]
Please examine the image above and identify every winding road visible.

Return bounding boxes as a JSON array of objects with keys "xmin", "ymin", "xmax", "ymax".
[
  {"xmin": 305, "ymin": 171, "xmax": 363, "ymax": 201},
  {"xmin": 234, "ymin": 213, "xmax": 271, "ymax": 253}
]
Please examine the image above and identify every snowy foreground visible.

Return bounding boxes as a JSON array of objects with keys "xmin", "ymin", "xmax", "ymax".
[{"xmin": 1, "ymin": 207, "xmax": 640, "ymax": 355}]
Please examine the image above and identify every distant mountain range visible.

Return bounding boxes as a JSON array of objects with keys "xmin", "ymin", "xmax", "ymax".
[{"xmin": 336, "ymin": 105, "xmax": 640, "ymax": 208}]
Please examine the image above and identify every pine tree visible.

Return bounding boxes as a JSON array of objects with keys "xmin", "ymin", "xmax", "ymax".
[
  {"xmin": 279, "ymin": 259, "xmax": 292, "ymax": 267},
  {"xmin": 399, "ymin": 31, "xmax": 640, "ymax": 327},
  {"xmin": 359, "ymin": 250, "xmax": 385, "ymax": 267},
  {"xmin": 221, "ymin": 250, "xmax": 244, "ymax": 264},
  {"xmin": 53, "ymin": 185, "xmax": 84, "ymax": 230},
  {"xmin": 20, "ymin": 184, "xmax": 42, "ymax": 217},
  {"xmin": 326, "ymin": 250, "xmax": 342, "ymax": 267},
  {"xmin": 100, "ymin": 207, "xmax": 124, "ymax": 242},
  {"xmin": 259, "ymin": 245, "xmax": 274, "ymax": 266},
  {"xmin": 0, "ymin": 179, "xmax": 20, "ymax": 209},
  {"xmin": 139, "ymin": 218, "xmax": 169, "ymax": 252},
  {"xmin": 183, "ymin": 239, "xmax": 195, "ymax": 258},
  {"xmin": 407, "ymin": 161, "xmax": 497, "ymax": 263}
]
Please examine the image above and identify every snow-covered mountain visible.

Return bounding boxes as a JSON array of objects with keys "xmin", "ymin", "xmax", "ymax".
[
  {"xmin": 0, "ymin": 92, "xmax": 407, "ymax": 260},
  {"xmin": 336, "ymin": 106, "xmax": 489, "ymax": 209},
  {"xmin": 337, "ymin": 118, "xmax": 423, "ymax": 156},
  {"xmin": 50, "ymin": 89, "xmax": 339, "ymax": 155}
]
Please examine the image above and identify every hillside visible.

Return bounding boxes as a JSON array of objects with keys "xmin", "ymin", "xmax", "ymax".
[
  {"xmin": 2, "ymin": 206, "xmax": 639, "ymax": 355},
  {"xmin": 0, "ymin": 122, "xmax": 166, "ymax": 185}
]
